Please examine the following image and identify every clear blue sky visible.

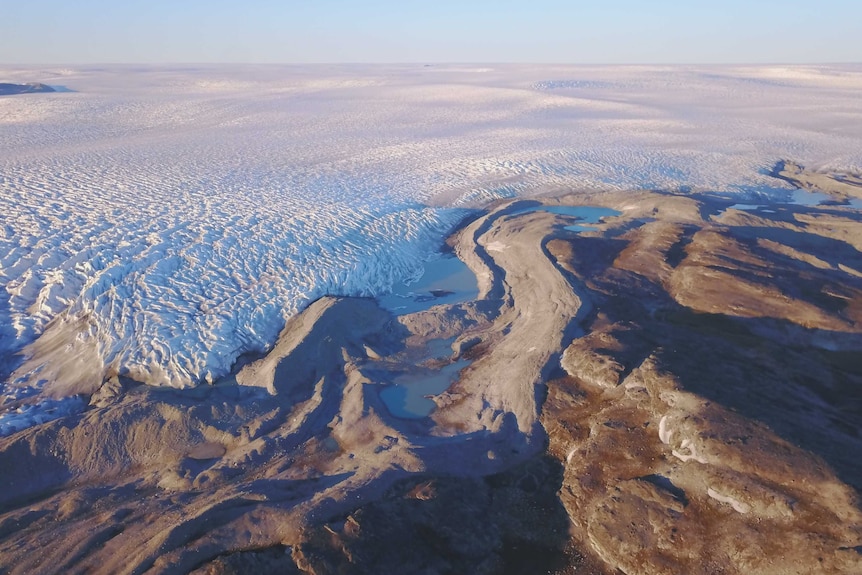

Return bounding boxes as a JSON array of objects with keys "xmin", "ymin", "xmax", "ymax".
[{"xmin": 3, "ymin": 0, "xmax": 860, "ymax": 64}]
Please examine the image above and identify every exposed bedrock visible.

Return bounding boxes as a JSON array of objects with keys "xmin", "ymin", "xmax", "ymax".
[
  {"xmin": 1, "ymin": 167, "xmax": 861, "ymax": 574},
  {"xmin": 542, "ymin": 186, "xmax": 862, "ymax": 574},
  {"xmin": 773, "ymin": 159, "xmax": 862, "ymax": 203}
]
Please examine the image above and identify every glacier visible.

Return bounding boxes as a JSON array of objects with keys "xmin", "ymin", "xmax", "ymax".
[{"xmin": 2, "ymin": 63, "xmax": 862, "ymax": 431}]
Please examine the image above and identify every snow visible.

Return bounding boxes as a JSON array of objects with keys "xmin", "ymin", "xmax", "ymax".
[
  {"xmin": 658, "ymin": 415, "xmax": 673, "ymax": 445},
  {"xmin": 707, "ymin": 487, "xmax": 752, "ymax": 514},
  {"xmin": 0, "ymin": 396, "xmax": 86, "ymax": 436},
  {"xmin": 3, "ymin": 64, "xmax": 862, "ymax": 433},
  {"xmin": 672, "ymin": 439, "xmax": 709, "ymax": 465}
]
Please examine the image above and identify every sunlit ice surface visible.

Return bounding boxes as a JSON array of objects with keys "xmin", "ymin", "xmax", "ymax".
[{"xmin": 2, "ymin": 63, "xmax": 862, "ymax": 430}]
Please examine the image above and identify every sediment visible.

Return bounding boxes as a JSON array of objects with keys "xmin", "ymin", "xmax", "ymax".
[{"xmin": 1, "ymin": 164, "xmax": 861, "ymax": 574}]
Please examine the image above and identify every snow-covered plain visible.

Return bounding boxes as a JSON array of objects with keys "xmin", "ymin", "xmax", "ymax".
[{"xmin": 2, "ymin": 64, "xmax": 862, "ymax": 432}]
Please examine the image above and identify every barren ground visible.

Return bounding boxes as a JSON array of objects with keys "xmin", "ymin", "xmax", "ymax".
[{"xmin": 1, "ymin": 164, "xmax": 861, "ymax": 574}]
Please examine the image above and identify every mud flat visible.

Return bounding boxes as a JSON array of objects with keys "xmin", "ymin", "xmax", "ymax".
[{"xmin": 1, "ymin": 164, "xmax": 862, "ymax": 574}]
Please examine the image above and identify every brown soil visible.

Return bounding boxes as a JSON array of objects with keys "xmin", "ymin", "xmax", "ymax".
[{"xmin": 1, "ymin": 165, "xmax": 861, "ymax": 574}]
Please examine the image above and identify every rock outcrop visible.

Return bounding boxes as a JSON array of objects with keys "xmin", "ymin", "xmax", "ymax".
[{"xmin": 0, "ymin": 165, "xmax": 861, "ymax": 574}]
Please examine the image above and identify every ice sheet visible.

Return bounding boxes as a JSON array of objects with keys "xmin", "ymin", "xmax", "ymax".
[{"xmin": 2, "ymin": 64, "xmax": 862, "ymax": 427}]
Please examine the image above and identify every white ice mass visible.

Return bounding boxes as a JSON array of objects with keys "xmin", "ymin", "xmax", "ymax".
[{"xmin": 2, "ymin": 64, "xmax": 862, "ymax": 431}]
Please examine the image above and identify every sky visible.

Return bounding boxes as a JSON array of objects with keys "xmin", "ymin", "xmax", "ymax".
[{"xmin": 2, "ymin": 0, "xmax": 861, "ymax": 64}]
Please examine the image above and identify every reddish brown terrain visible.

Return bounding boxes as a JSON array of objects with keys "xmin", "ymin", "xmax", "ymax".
[{"xmin": 1, "ymin": 164, "xmax": 861, "ymax": 574}]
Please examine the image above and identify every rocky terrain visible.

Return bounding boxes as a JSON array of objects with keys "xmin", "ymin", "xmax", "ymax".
[
  {"xmin": 0, "ymin": 82, "xmax": 55, "ymax": 96},
  {"xmin": 0, "ymin": 164, "xmax": 861, "ymax": 574},
  {"xmin": 774, "ymin": 160, "xmax": 862, "ymax": 203}
]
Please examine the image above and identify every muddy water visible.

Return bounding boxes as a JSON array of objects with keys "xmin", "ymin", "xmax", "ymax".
[
  {"xmin": 375, "ymin": 204, "xmax": 621, "ymax": 419},
  {"xmin": 376, "ymin": 254, "xmax": 479, "ymax": 315}
]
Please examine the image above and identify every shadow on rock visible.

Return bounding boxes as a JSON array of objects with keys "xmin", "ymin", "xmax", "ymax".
[{"xmin": 293, "ymin": 455, "xmax": 601, "ymax": 575}]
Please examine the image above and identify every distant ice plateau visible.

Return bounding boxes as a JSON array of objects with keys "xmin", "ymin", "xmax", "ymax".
[{"xmin": 2, "ymin": 64, "xmax": 862, "ymax": 426}]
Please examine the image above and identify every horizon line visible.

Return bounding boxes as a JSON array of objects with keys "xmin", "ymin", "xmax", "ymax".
[{"xmin": 2, "ymin": 60, "xmax": 862, "ymax": 68}]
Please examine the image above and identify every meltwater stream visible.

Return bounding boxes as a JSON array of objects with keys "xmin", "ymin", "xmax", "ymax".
[
  {"xmin": 4, "ymin": 63, "xmax": 862, "ymax": 434},
  {"xmin": 375, "ymin": 204, "xmax": 620, "ymax": 420},
  {"xmin": 513, "ymin": 205, "xmax": 622, "ymax": 232},
  {"xmin": 376, "ymin": 253, "xmax": 478, "ymax": 419}
]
